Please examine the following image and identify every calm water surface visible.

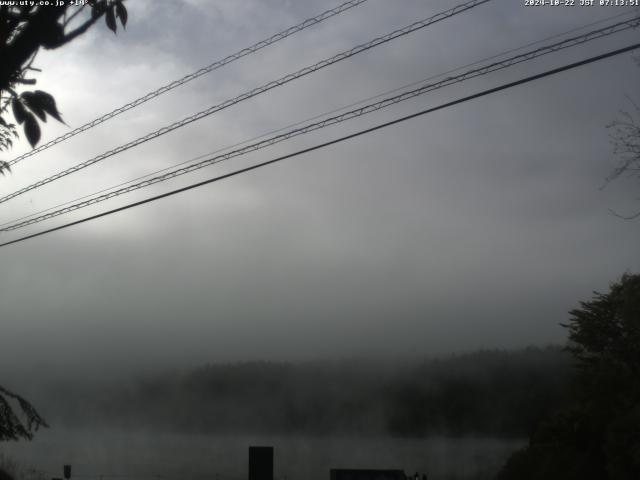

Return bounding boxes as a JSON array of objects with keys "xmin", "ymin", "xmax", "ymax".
[{"xmin": 1, "ymin": 429, "xmax": 524, "ymax": 480}]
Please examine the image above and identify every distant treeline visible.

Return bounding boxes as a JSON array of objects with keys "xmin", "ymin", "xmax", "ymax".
[{"xmin": 43, "ymin": 347, "xmax": 573, "ymax": 437}]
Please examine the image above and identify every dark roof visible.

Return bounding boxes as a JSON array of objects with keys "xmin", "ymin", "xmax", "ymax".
[{"xmin": 330, "ymin": 469, "xmax": 407, "ymax": 480}]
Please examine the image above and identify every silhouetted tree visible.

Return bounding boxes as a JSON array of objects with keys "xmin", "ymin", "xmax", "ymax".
[
  {"xmin": 605, "ymin": 54, "xmax": 640, "ymax": 218},
  {"xmin": 497, "ymin": 273, "xmax": 640, "ymax": 480},
  {"xmin": 1, "ymin": 0, "xmax": 128, "ymax": 441},
  {"xmin": 565, "ymin": 273, "xmax": 640, "ymax": 405},
  {"xmin": 0, "ymin": 385, "xmax": 47, "ymax": 441},
  {"xmin": 0, "ymin": 0, "xmax": 128, "ymax": 174},
  {"xmin": 606, "ymin": 98, "xmax": 640, "ymax": 219}
]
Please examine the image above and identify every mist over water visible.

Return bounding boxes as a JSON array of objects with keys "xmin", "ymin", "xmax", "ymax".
[
  {"xmin": 2, "ymin": 429, "xmax": 524, "ymax": 480},
  {"xmin": 1, "ymin": 350, "xmax": 568, "ymax": 480}
]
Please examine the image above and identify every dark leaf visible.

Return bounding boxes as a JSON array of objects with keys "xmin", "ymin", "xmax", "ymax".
[
  {"xmin": 90, "ymin": 0, "xmax": 104, "ymax": 19},
  {"xmin": 0, "ymin": 116, "xmax": 8, "ymax": 128},
  {"xmin": 33, "ymin": 90, "xmax": 64, "ymax": 124},
  {"xmin": 115, "ymin": 1, "xmax": 127, "ymax": 28},
  {"xmin": 40, "ymin": 21, "xmax": 65, "ymax": 49},
  {"xmin": 105, "ymin": 4, "xmax": 117, "ymax": 33},
  {"xmin": 21, "ymin": 92, "xmax": 47, "ymax": 122},
  {"xmin": 0, "ymin": 161, "xmax": 11, "ymax": 176},
  {"xmin": 23, "ymin": 113, "xmax": 41, "ymax": 148},
  {"xmin": 12, "ymin": 98, "xmax": 27, "ymax": 124}
]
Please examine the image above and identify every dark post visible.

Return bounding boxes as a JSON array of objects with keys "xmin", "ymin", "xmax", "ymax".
[
  {"xmin": 63, "ymin": 466, "xmax": 71, "ymax": 480},
  {"xmin": 248, "ymin": 446, "xmax": 273, "ymax": 480}
]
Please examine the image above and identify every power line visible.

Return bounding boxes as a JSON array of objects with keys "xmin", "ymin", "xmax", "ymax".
[
  {"xmin": 6, "ymin": 7, "xmax": 632, "ymax": 230},
  {"xmin": 1, "ymin": 41, "xmax": 637, "ymax": 250},
  {"xmin": 3, "ymin": 15, "xmax": 637, "ymax": 230},
  {"xmin": 0, "ymin": 0, "xmax": 492, "ymax": 205},
  {"xmin": 3, "ymin": 15, "xmax": 637, "ymax": 232},
  {"xmin": 6, "ymin": 0, "xmax": 371, "ymax": 167},
  {"xmin": 10, "ymin": 7, "xmax": 628, "ymax": 232},
  {"xmin": 13, "ymin": 7, "xmax": 629, "ymax": 235},
  {"xmin": 36, "ymin": 1, "xmax": 635, "ymax": 230}
]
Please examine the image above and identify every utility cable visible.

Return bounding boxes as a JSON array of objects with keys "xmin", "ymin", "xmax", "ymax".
[
  {"xmin": 0, "ymin": 0, "xmax": 492, "ymax": 205},
  {"xmin": 4, "ymin": 7, "xmax": 632, "ymax": 231},
  {"xmin": 2, "ymin": 15, "xmax": 638, "ymax": 232},
  {"xmin": 1, "ymin": 41, "xmax": 638, "ymax": 249},
  {"xmin": 6, "ymin": 0, "xmax": 371, "ymax": 167}
]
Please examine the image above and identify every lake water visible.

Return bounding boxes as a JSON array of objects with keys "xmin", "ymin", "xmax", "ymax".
[{"xmin": 1, "ymin": 429, "xmax": 524, "ymax": 480}]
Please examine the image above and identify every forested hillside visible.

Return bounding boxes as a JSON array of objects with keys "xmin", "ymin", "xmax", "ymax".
[{"xmin": 38, "ymin": 347, "xmax": 571, "ymax": 437}]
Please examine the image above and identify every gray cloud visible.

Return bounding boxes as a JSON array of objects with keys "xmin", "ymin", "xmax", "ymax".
[{"xmin": 1, "ymin": 0, "xmax": 639, "ymax": 378}]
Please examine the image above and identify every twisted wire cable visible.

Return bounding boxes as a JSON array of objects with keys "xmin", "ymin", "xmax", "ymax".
[
  {"xmin": 0, "ymin": 0, "xmax": 492, "ymax": 205},
  {"xmin": 3, "ymin": 15, "xmax": 638, "ymax": 233},
  {"xmin": 6, "ymin": 0, "xmax": 371, "ymax": 167},
  {"xmin": 3, "ymin": 8, "xmax": 632, "ymax": 231},
  {"xmin": 1, "ymin": 41, "xmax": 639, "ymax": 249}
]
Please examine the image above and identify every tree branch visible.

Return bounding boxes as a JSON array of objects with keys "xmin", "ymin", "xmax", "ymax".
[
  {"xmin": 63, "ymin": 4, "xmax": 87, "ymax": 28},
  {"xmin": 46, "ymin": 12, "xmax": 102, "ymax": 49},
  {"xmin": 608, "ymin": 207, "xmax": 640, "ymax": 220},
  {"xmin": 0, "ymin": 384, "xmax": 48, "ymax": 441}
]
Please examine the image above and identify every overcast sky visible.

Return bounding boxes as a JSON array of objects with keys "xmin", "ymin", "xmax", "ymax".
[{"xmin": 1, "ymin": 0, "xmax": 639, "ymax": 378}]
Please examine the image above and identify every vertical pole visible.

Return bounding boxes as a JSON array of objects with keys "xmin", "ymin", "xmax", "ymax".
[{"xmin": 248, "ymin": 446, "xmax": 273, "ymax": 480}]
